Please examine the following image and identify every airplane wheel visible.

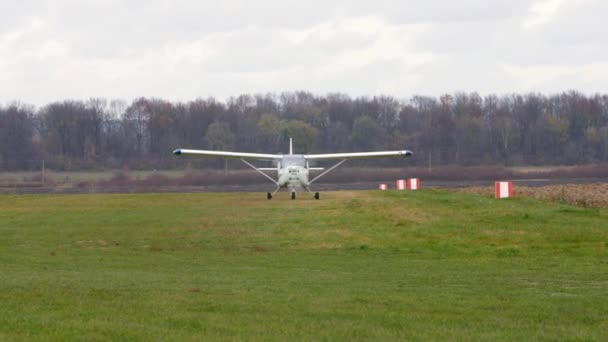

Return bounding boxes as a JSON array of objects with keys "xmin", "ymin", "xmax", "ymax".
[
  {"xmin": 267, "ymin": 192, "xmax": 272, "ymax": 200},
  {"xmin": 314, "ymin": 192, "xmax": 320, "ymax": 200},
  {"xmin": 291, "ymin": 192, "xmax": 296, "ymax": 200}
]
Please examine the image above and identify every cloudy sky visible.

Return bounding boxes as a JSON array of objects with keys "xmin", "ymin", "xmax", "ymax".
[{"xmin": 0, "ymin": 0, "xmax": 606, "ymax": 105}]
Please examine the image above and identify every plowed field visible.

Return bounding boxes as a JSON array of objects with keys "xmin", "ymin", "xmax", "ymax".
[{"xmin": 457, "ymin": 183, "xmax": 608, "ymax": 208}]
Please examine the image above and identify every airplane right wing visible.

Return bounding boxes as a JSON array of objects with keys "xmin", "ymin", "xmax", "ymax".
[
  {"xmin": 173, "ymin": 149, "xmax": 282, "ymax": 161},
  {"xmin": 304, "ymin": 150, "xmax": 412, "ymax": 160}
]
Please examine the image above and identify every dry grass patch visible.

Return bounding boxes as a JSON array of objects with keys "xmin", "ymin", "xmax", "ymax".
[{"xmin": 456, "ymin": 183, "xmax": 608, "ymax": 208}]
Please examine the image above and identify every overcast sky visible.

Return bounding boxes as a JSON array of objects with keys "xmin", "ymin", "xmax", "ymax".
[{"xmin": 0, "ymin": 0, "xmax": 606, "ymax": 106}]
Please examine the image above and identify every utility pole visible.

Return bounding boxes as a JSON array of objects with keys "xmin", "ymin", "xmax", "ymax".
[
  {"xmin": 42, "ymin": 159, "xmax": 45, "ymax": 186},
  {"xmin": 428, "ymin": 151, "xmax": 432, "ymax": 173}
]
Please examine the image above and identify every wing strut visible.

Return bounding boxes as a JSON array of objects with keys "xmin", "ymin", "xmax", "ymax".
[
  {"xmin": 240, "ymin": 159, "xmax": 279, "ymax": 186},
  {"xmin": 308, "ymin": 159, "xmax": 348, "ymax": 185}
]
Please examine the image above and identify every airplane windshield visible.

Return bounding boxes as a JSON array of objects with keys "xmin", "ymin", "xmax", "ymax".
[{"xmin": 282, "ymin": 156, "xmax": 305, "ymax": 167}]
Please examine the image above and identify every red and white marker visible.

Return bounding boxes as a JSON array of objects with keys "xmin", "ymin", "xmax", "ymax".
[
  {"xmin": 379, "ymin": 183, "xmax": 388, "ymax": 190},
  {"xmin": 408, "ymin": 178, "xmax": 420, "ymax": 190},
  {"xmin": 495, "ymin": 181, "xmax": 513, "ymax": 198},
  {"xmin": 396, "ymin": 179, "xmax": 407, "ymax": 190}
]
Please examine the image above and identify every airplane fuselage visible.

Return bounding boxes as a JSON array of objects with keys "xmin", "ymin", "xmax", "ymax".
[{"xmin": 276, "ymin": 155, "xmax": 310, "ymax": 191}]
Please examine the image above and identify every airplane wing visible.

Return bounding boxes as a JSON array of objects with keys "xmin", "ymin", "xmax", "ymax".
[
  {"xmin": 304, "ymin": 150, "xmax": 413, "ymax": 160},
  {"xmin": 173, "ymin": 149, "xmax": 282, "ymax": 160}
]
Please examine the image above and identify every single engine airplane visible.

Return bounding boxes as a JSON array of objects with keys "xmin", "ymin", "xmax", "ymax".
[{"xmin": 173, "ymin": 139, "xmax": 412, "ymax": 199}]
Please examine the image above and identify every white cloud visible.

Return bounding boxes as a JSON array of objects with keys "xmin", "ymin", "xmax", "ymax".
[
  {"xmin": 501, "ymin": 62, "xmax": 608, "ymax": 93},
  {"xmin": 0, "ymin": 0, "xmax": 606, "ymax": 105},
  {"xmin": 522, "ymin": 0, "xmax": 567, "ymax": 29}
]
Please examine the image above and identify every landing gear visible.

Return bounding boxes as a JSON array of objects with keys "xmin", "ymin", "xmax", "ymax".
[{"xmin": 267, "ymin": 188, "xmax": 318, "ymax": 200}]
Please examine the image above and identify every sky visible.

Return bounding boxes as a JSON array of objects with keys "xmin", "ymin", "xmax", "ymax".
[{"xmin": 0, "ymin": 0, "xmax": 606, "ymax": 106}]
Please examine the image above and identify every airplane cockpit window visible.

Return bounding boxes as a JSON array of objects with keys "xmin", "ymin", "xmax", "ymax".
[{"xmin": 281, "ymin": 156, "xmax": 305, "ymax": 167}]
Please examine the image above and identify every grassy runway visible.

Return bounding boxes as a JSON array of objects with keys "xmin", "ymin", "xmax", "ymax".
[{"xmin": 1, "ymin": 190, "xmax": 607, "ymax": 340}]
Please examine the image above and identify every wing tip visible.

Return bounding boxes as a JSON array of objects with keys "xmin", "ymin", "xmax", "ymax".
[{"xmin": 173, "ymin": 149, "xmax": 182, "ymax": 155}]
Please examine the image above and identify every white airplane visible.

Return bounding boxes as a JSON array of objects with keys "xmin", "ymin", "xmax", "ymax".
[{"xmin": 173, "ymin": 139, "xmax": 412, "ymax": 200}]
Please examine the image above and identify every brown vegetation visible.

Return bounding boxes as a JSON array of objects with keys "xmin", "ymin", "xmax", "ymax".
[
  {"xmin": 329, "ymin": 164, "xmax": 608, "ymax": 182},
  {"xmin": 457, "ymin": 183, "xmax": 608, "ymax": 208},
  {"xmin": 2, "ymin": 164, "xmax": 608, "ymax": 194},
  {"xmin": 109, "ymin": 164, "xmax": 608, "ymax": 187}
]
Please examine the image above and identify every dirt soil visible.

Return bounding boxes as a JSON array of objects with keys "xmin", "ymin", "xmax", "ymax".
[{"xmin": 456, "ymin": 183, "xmax": 608, "ymax": 208}]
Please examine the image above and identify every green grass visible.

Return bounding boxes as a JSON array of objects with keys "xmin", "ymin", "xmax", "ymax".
[{"xmin": 1, "ymin": 190, "xmax": 607, "ymax": 340}]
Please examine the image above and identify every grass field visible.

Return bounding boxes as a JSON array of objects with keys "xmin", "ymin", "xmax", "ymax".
[{"xmin": 1, "ymin": 190, "xmax": 607, "ymax": 340}]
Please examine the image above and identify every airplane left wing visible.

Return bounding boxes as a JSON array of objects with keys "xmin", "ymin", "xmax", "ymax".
[
  {"xmin": 304, "ymin": 150, "xmax": 412, "ymax": 160},
  {"xmin": 173, "ymin": 149, "xmax": 282, "ymax": 161}
]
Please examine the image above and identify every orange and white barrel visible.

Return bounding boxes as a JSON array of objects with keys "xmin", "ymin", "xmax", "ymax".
[
  {"xmin": 408, "ymin": 178, "xmax": 420, "ymax": 190},
  {"xmin": 495, "ymin": 181, "xmax": 513, "ymax": 198}
]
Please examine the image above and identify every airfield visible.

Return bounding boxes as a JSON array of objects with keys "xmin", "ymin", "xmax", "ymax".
[{"xmin": 1, "ymin": 189, "xmax": 607, "ymax": 340}]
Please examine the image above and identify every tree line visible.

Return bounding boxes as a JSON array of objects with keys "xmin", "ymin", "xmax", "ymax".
[{"xmin": 1, "ymin": 91, "xmax": 607, "ymax": 171}]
